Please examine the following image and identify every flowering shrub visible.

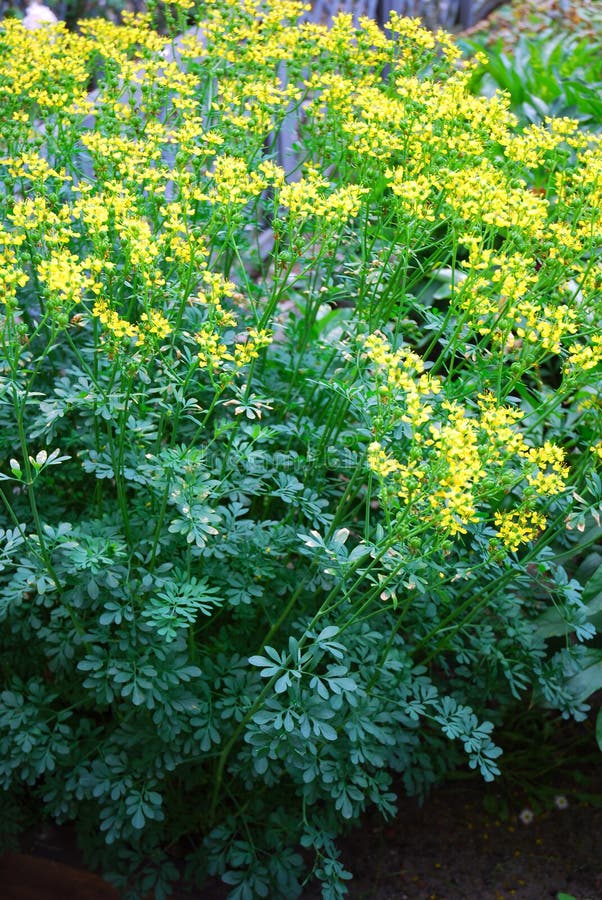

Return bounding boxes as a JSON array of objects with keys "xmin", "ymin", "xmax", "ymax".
[{"xmin": 1, "ymin": 3, "xmax": 602, "ymax": 897}]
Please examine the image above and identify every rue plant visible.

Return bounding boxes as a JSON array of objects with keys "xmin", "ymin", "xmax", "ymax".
[{"xmin": 0, "ymin": 3, "xmax": 602, "ymax": 898}]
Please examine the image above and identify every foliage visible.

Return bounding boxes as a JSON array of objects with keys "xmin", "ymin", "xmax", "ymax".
[
  {"xmin": 0, "ymin": 4, "xmax": 601, "ymax": 897},
  {"xmin": 462, "ymin": 30, "xmax": 602, "ymax": 126}
]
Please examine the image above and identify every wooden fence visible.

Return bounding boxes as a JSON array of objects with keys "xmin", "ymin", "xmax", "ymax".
[
  {"xmin": 307, "ymin": 0, "xmax": 505, "ymax": 30},
  {"xmin": 2, "ymin": 0, "xmax": 505, "ymax": 30}
]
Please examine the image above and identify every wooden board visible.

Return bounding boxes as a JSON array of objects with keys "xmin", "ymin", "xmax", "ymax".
[{"xmin": 0, "ymin": 853, "xmax": 120, "ymax": 900}]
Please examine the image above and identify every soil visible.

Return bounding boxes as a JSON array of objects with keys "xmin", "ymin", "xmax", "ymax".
[{"xmin": 305, "ymin": 778, "xmax": 602, "ymax": 900}]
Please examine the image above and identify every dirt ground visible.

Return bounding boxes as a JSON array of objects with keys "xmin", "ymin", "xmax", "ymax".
[{"xmin": 308, "ymin": 779, "xmax": 602, "ymax": 900}]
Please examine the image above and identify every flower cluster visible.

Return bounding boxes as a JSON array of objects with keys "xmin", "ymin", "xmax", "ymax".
[{"xmin": 362, "ymin": 335, "xmax": 569, "ymax": 547}]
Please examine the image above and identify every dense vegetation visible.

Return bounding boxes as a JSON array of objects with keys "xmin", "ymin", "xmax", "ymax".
[{"xmin": 0, "ymin": 3, "xmax": 601, "ymax": 897}]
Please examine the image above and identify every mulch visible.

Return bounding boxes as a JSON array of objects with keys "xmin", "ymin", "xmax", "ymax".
[{"xmin": 461, "ymin": 0, "xmax": 602, "ymax": 45}]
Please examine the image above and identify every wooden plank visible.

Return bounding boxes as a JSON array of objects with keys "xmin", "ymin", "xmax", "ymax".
[
  {"xmin": 307, "ymin": 0, "xmax": 380, "ymax": 24},
  {"xmin": 307, "ymin": 0, "xmax": 500, "ymax": 30},
  {"xmin": 0, "ymin": 853, "xmax": 120, "ymax": 900}
]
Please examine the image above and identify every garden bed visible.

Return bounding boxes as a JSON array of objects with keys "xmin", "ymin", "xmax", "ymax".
[
  {"xmin": 1, "ymin": 2, "xmax": 601, "ymax": 899},
  {"xmin": 6, "ymin": 759, "xmax": 602, "ymax": 899}
]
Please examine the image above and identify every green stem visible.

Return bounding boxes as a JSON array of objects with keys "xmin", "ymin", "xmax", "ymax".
[
  {"xmin": 414, "ymin": 509, "xmax": 568, "ymax": 666},
  {"xmin": 111, "ymin": 376, "xmax": 135, "ymax": 547}
]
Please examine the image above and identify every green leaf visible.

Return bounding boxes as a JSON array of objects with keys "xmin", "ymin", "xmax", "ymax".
[
  {"xmin": 317, "ymin": 626, "xmax": 339, "ymax": 641},
  {"xmin": 274, "ymin": 673, "xmax": 291, "ymax": 694},
  {"xmin": 131, "ymin": 807, "xmax": 146, "ymax": 829},
  {"xmin": 563, "ymin": 650, "xmax": 602, "ymax": 703},
  {"xmin": 584, "ymin": 563, "xmax": 602, "ymax": 601}
]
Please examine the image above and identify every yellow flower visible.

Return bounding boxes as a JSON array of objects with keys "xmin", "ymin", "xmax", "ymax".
[
  {"xmin": 441, "ymin": 160, "xmax": 548, "ymax": 237},
  {"xmin": 195, "ymin": 325, "xmax": 233, "ymax": 370},
  {"xmin": 233, "ymin": 328, "xmax": 272, "ymax": 367},
  {"xmin": 362, "ymin": 333, "xmax": 440, "ymax": 428},
  {"xmin": 280, "ymin": 173, "xmax": 367, "ymax": 225},
  {"xmin": 567, "ymin": 335, "xmax": 602, "ymax": 373},
  {"xmin": 522, "ymin": 443, "xmax": 568, "ymax": 496},
  {"xmin": 140, "ymin": 310, "xmax": 171, "ymax": 341},
  {"xmin": 427, "ymin": 404, "xmax": 484, "ymax": 536},
  {"xmin": 494, "ymin": 508, "xmax": 547, "ymax": 553},
  {"xmin": 386, "ymin": 169, "xmax": 439, "ymax": 222},
  {"xmin": 5, "ymin": 151, "xmax": 66, "ymax": 184},
  {"xmin": 92, "ymin": 298, "xmax": 139, "ymax": 342},
  {"xmin": 367, "ymin": 442, "xmax": 402, "ymax": 479},
  {"xmin": 207, "ymin": 156, "xmax": 271, "ymax": 207},
  {"xmin": 37, "ymin": 250, "xmax": 95, "ymax": 306}
]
